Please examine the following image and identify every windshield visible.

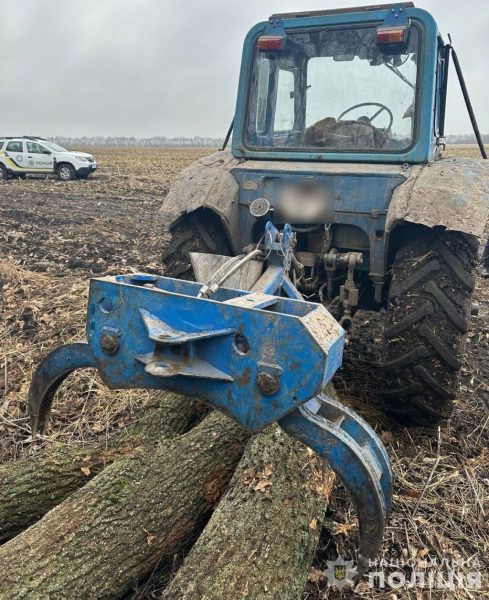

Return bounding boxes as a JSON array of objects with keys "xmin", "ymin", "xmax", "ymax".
[
  {"xmin": 246, "ymin": 24, "xmax": 419, "ymax": 152},
  {"xmin": 43, "ymin": 141, "xmax": 68, "ymax": 152}
]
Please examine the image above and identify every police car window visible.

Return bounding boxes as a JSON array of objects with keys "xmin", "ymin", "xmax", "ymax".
[
  {"xmin": 6, "ymin": 141, "xmax": 23, "ymax": 153},
  {"xmin": 27, "ymin": 142, "xmax": 46, "ymax": 154}
]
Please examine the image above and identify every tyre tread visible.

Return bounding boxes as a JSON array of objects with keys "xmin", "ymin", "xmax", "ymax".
[
  {"xmin": 384, "ymin": 302, "xmax": 434, "ymax": 339},
  {"xmin": 389, "ymin": 259, "xmax": 440, "ymax": 298},
  {"xmin": 379, "ymin": 230, "xmax": 476, "ymax": 425},
  {"xmin": 162, "ymin": 212, "xmax": 231, "ymax": 280}
]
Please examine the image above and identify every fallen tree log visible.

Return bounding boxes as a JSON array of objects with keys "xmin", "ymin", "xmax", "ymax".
[
  {"xmin": 162, "ymin": 388, "xmax": 338, "ymax": 600},
  {"xmin": 0, "ymin": 410, "xmax": 249, "ymax": 599},
  {"xmin": 0, "ymin": 391, "xmax": 203, "ymax": 543},
  {"xmin": 163, "ymin": 424, "xmax": 334, "ymax": 600}
]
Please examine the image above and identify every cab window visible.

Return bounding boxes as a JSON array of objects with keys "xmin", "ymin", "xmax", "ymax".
[
  {"xmin": 6, "ymin": 141, "xmax": 24, "ymax": 153},
  {"xmin": 256, "ymin": 57, "xmax": 271, "ymax": 134},
  {"xmin": 274, "ymin": 69, "xmax": 295, "ymax": 131},
  {"xmin": 246, "ymin": 24, "xmax": 419, "ymax": 152}
]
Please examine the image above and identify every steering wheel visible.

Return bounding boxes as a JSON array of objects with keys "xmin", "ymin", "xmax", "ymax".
[{"xmin": 338, "ymin": 102, "xmax": 394, "ymax": 131}]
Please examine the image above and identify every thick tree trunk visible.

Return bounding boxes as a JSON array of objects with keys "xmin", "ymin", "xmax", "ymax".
[
  {"xmin": 0, "ymin": 411, "xmax": 249, "ymax": 599},
  {"xmin": 0, "ymin": 392, "xmax": 203, "ymax": 543},
  {"xmin": 162, "ymin": 391, "xmax": 337, "ymax": 600}
]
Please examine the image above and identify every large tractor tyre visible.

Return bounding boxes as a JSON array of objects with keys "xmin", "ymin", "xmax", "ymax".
[
  {"xmin": 162, "ymin": 210, "xmax": 232, "ymax": 279},
  {"xmin": 380, "ymin": 230, "xmax": 477, "ymax": 426}
]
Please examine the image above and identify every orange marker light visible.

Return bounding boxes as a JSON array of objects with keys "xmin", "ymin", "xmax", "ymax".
[
  {"xmin": 257, "ymin": 36, "xmax": 285, "ymax": 51},
  {"xmin": 376, "ymin": 27, "xmax": 407, "ymax": 45}
]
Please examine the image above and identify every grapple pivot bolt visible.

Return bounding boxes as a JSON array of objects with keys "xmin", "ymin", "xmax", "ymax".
[
  {"xmin": 100, "ymin": 333, "xmax": 120, "ymax": 355},
  {"xmin": 256, "ymin": 372, "xmax": 280, "ymax": 395}
]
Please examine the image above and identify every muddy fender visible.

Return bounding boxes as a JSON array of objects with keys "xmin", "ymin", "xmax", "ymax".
[
  {"xmin": 159, "ymin": 150, "xmax": 241, "ymax": 253},
  {"xmin": 386, "ymin": 158, "xmax": 489, "ymax": 242}
]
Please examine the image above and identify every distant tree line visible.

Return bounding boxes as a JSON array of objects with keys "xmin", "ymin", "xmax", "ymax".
[
  {"xmin": 49, "ymin": 133, "xmax": 487, "ymax": 148},
  {"xmin": 50, "ymin": 136, "xmax": 224, "ymax": 148},
  {"xmin": 446, "ymin": 133, "xmax": 489, "ymax": 144}
]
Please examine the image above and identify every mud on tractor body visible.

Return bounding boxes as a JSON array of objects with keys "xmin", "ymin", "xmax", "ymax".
[
  {"xmin": 30, "ymin": 2, "xmax": 488, "ymax": 572},
  {"xmin": 161, "ymin": 2, "xmax": 488, "ymax": 426}
]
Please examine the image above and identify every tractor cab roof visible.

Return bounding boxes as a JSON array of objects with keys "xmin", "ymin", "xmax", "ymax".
[{"xmin": 273, "ymin": 2, "xmax": 414, "ymax": 20}]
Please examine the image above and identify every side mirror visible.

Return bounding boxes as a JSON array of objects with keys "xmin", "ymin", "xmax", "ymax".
[{"xmin": 42, "ymin": 150, "xmax": 52, "ymax": 155}]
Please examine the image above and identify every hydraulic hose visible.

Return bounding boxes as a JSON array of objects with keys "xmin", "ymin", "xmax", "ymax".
[{"xmin": 197, "ymin": 249, "xmax": 264, "ymax": 298}]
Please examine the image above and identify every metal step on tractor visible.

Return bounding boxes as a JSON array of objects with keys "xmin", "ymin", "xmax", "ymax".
[{"xmin": 29, "ymin": 3, "xmax": 488, "ymax": 573}]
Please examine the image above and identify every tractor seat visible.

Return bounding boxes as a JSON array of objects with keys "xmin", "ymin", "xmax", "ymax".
[{"xmin": 303, "ymin": 116, "xmax": 389, "ymax": 149}]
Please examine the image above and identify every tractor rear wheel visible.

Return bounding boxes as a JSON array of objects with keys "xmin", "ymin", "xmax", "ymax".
[
  {"xmin": 380, "ymin": 229, "xmax": 477, "ymax": 426},
  {"xmin": 162, "ymin": 210, "xmax": 231, "ymax": 279}
]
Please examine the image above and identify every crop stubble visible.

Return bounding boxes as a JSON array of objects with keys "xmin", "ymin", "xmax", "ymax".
[{"xmin": 0, "ymin": 146, "xmax": 487, "ymax": 599}]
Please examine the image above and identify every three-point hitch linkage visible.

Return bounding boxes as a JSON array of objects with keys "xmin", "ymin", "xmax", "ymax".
[{"xmin": 29, "ymin": 222, "xmax": 392, "ymax": 573}]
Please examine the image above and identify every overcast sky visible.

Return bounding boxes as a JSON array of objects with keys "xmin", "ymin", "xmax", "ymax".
[{"xmin": 1, "ymin": 0, "xmax": 487, "ymax": 137}]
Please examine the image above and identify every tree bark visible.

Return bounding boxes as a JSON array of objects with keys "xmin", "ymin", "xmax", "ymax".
[
  {"xmin": 162, "ymin": 392, "xmax": 337, "ymax": 600},
  {"xmin": 0, "ymin": 392, "xmax": 204, "ymax": 543},
  {"xmin": 0, "ymin": 411, "xmax": 249, "ymax": 600}
]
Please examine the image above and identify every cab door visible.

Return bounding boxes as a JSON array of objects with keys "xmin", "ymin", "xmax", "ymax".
[{"xmin": 26, "ymin": 141, "xmax": 54, "ymax": 172}]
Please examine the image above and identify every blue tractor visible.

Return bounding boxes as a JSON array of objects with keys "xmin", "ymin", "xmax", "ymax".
[
  {"xmin": 29, "ymin": 3, "xmax": 487, "ymax": 571},
  {"xmin": 161, "ymin": 2, "xmax": 488, "ymax": 426}
]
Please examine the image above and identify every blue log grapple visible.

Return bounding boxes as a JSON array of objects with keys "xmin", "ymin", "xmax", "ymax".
[{"xmin": 29, "ymin": 222, "xmax": 392, "ymax": 573}]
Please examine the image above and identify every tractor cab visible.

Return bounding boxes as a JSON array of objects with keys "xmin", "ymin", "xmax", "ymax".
[
  {"xmin": 233, "ymin": 3, "xmax": 444, "ymax": 163},
  {"xmin": 159, "ymin": 2, "xmax": 487, "ymax": 429}
]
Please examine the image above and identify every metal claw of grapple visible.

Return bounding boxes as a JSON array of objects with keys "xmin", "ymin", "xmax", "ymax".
[
  {"xmin": 279, "ymin": 394, "xmax": 392, "ymax": 573},
  {"xmin": 29, "ymin": 343, "xmax": 96, "ymax": 438}
]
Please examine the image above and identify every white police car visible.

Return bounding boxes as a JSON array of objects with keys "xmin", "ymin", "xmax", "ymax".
[{"xmin": 0, "ymin": 137, "xmax": 96, "ymax": 181}]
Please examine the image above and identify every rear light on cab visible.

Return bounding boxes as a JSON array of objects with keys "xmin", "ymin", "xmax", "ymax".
[
  {"xmin": 257, "ymin": 36, "xmax": 285, "ymax": 51},
  {"xmin": 376, "ymin": 26, "xmax": 408, "ymax": 45}
]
